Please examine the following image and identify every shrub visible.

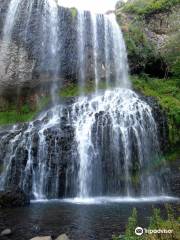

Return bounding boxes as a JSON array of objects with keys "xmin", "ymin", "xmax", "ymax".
[
  {"xmin": 123, "ymin": 21, "xmax": 157, "ymax": 74},
  {"xmin": 122, "ymin": 0, "xmax": 180, "ymax": 16},
  {"xmin": 113, "ymin": 205, "xmax": 180, "ymax": 240},
  {"xmin": 164, "ymin": 32, "xmax": 180, "ymax": 77},
  {"xmin": 132, "ymin": 76, "xmax": 180, "ymax": 147}
]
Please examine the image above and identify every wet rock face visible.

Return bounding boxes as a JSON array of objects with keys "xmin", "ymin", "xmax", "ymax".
[
  {"xmin": 0, "ymin": 1, "xmax": 107, "ymax": 99},
  {"xmin": 0, "ymin": 91, "xmax": 171, "ymax": 199},
  {"xmin": 0, "ymin": 187, "xmax": 30, "ymax": 208},
  {"xmin": 0, "ymin": 41, "xmax": 35, "ymax": 94},
  {"xmin": 0, "ymin": 0, "xmax": 9, "ymax": 36},
  {"xmin": 0, "ymin": 105, "xmax": 79, "ymax": 199},
  {"xmin": 142, "ymin": 95, "xmax": 169, "ymax": 153},
  {"xmin": 168, "ymin": 159, "xmax": 180, "ymax": 197}
]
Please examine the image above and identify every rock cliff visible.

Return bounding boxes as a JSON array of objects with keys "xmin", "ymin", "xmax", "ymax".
[{"xmin": 116, "ymin": 0, "xmax": 180, "ymax": 76}]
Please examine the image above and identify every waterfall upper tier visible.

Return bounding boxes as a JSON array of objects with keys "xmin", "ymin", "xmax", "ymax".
[{"xmin": 0, "ymin": 0, "xmax": 130, "ymax": 99}]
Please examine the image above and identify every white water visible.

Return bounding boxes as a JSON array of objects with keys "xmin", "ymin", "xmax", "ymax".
[
  {"xmin": 2, "ymin": 0, "xmax": 22, "ymax": 42},
  {"xmin": 0, "ymin": 0, "xmax": 59, "ymax": 98},
  {"xmin": 0, "ymin": 2, "xmax": 171, "ymax": 201},
  {"xmin": 72, "ymin": 88, "xmax": 162, "ymax": 198},
  {"xmin": 77, "ymin": 11, "xmax": 86, "ymax": 93},
  {"xmin": 0, "ymin": 0, "xmax": 21, "ymax": 88},
  {"xmin": 31, "ymin": 196, "xmax": 179, "ymax": 205},
  {"xmin": 108, "ymin": 14, "xmax": 130, "ymax": 88},
  {"xmin": 104, "ymin": 17, "xmax": 111, "ymax": 87},
  {"xmin": 45, "ymin": 0, "xmax": 59, "ymax": 103},
  {"xmin": 91, "ymin": 13, "xmax": 100, "ymax": 92}
]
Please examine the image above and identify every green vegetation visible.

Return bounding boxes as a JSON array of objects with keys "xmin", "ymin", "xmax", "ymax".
[
  {"xmin": 112, "ymin": 205, "xmax": 180, "ymax": 240},
  {"xmin": 70, "ymin": 7, "xmax": 78, "ymax": 18},
  {"xmin": 132, "ymin": 75, "xmax": 180, "ymax": 146},
  {"xmin": 117, "ymin": 0, "xmax": 180, "ymax": 77},
  {"xmin": 0, "ymin": 109, "xmax": 37, "ymax": 126},
  {"xmin": 122, "ymin": 21, "xmax": 157, "ymax": 73},
  {"xmin": 59, "ymin": 81, "xmax": 108, "ymax": 98},
  {"xmin": 163, "ymin": 147, "xmax": 180, "ymax": 163},
  {"xmin": 121, "ymin": 0, "xmax": 180, "ymax": 16},
  {"xmin": 164, "ymin": 32, "xmax": 180, "ymax": 77},
  {"xmin": 0, "ymin": 95, "xmax": 49, "ymax": 126}
]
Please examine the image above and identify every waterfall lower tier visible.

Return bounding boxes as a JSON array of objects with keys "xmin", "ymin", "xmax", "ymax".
[{"xmin": 0, "ymin": 89, "xmax": 168, "ymax": 199}]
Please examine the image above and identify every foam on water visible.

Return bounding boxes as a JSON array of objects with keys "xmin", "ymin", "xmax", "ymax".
[{"xmin": 31, "ymin": 196, "xmax": 179, "ymax": 205}]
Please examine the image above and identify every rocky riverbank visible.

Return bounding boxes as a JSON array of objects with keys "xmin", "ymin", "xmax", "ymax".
[{"xmin": 0, "ymin": 230, "xmax": 70, "ymax": 240}]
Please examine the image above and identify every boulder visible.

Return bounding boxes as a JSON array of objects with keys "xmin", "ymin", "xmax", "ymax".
[
  {"xmin": 0, "ymin": 228, "xmax": 12, "ymax": 236},
  {"xmin": 55, "ymin": 234, "xmax": 70, "ymax": 240},
  {"xmin": 0, "ymin": 187, "xmax": 30, "ymax": 208},
  {"xmin": 30, "ymin": 237, "xmax": 52, "ymax": 240}
]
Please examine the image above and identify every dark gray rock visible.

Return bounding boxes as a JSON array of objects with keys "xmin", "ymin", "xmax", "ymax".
[
  {"xmin": 30, "ymin": 237, "xmax": 52, "ymax": 240},
  {"xmin": 168, "ymin": 159, "xmax": 180, "ymax": 197},
  {"xmin": 0, "ymin": 187, "xmax": 30, "ymax": 208},
  {"xmin": 138, "ymin": 93, "xmax": 169, "ymax": 153},
  {"xmin": 55, "ymin": 234, "xmax": 70, "ymax": 240},
  {"xmin": 0, "ymin": 228, "xmax": 12, "ymax": 236}
]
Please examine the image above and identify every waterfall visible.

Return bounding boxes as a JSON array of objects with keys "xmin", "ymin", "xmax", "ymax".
[
  {"xmin": 42, "ymin": 0, "xmax": 59, "ymax": 103},
  {"xmin": 104, "ymin": 17, "xmax": 111, "ymax": 87},
  {"xmin": 72, "ymin": 89, "xmax": 163, "ymax": 197},
  {"xmin": 0, "ymin": 88, "xmax": 166, "ymax": 198},
  {"xmin": 0, "ymin": 0, "xmax": 59, "ymax": 99},
  {"xmin": 77, "ymin": 11, "xmax": 86, "ymax": 93},
  {"xmin": 108, "ymin": 14, "xmax": 130, "ymax": 88},
  {"xmin": 0, "ymin": 2, "xmax": 169, "ymax": 199},
  {"xmin": 91, "ymin": 13, "xmax": 100, "ymax": 92}
]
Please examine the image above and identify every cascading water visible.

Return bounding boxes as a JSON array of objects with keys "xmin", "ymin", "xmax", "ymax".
[
  {"xmin": 0, "ymin": 1, "xmax": 169, "ymax": 200},
  {"xmin": 77, "ymin": 11, "xmax": 86, "ymax": 93},
  {"xmin": 0, "ymin": 0, "xmax": 59, "ymax": 98},
  {"xmin": 72, "ymin": 89, "xmax": 163, "ymax": 197},
  {"xmin": 108, "ymin": 14, "xmax": 130, "ymax": 88},
  {"xmin": 91, "ymin": 13, "xmax": 100, "ymax": 92}
]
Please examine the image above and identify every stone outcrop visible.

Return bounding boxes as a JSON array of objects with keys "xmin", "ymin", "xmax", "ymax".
[
  {"xmin": 0, "ymin": 91, "xmax": 170, "ymax": 198},
  {"xmin": 0, "ymin": 102, "xmax": 78, "ymax": 199},
  {"xmin": 143, "ymin": 7, "xmax": 180, "ymax": 50},
  {"xmin": 0, "ymin": 228, "xmax": 12, "ymax": 236},
  {"xmin": 30, "ymin": 237, "xmax": 52, "ymax": 240},
  {"xmin": 142, "ymin": 95, "xmax": 169, "ymax": 153},
  {"xmin": 168, "ymin": 159, "xmax": 180, "ymax": 197},
  {"xmin": 0, "ymin": 1, "xmax": 104, "ymax": 101},
  {"xmin": 115, "ymin": 2, "xmax": 180, "ymax": 76},
  {"xmin": 0, "ymin": 41, "xmax": 35, "ymax": 95},
  {"xmin": 0, "ymin": 187, "xmax": 30, "ymax": 208},
  {"xmin": 29, "ymin": 234, "xmax": 70, "ymax": 240},
  {"xmin": 55, "ymin": 234, "xmax": 70, "ymax": 240}
]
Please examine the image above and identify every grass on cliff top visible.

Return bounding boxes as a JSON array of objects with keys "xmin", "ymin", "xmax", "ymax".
[
  {"xmin": 132, "ymin": 75, "xmax": 180, "ymax": 145},
  {"xmin": 121, "ymin": 0, "xmax": 180, "ymax": 16},
  {"xmin": 0, "ymin": 96, "xmax": 49, "ymax": 126}
]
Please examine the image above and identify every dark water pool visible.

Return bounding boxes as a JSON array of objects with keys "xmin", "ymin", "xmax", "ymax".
[{"xmin": 0, "ymin": 198, "xmax": 179, "ymax": 240}]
